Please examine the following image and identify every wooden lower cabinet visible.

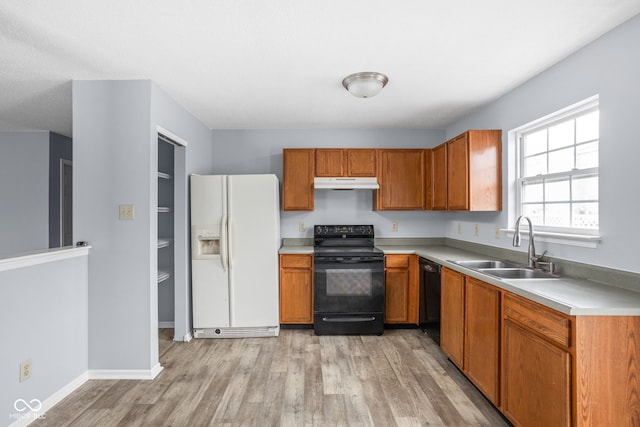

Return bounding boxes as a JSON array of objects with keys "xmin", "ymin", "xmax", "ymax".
[
  {"xmin": 464, "ymin": 277, "xmax": 501, "ymax": 406},
  {"xmin": 502, "ymin": 318, "xmax": 571, "ymax": 427},
  {"xmin": 384, "ymin": 254, "xmax": 419, "ymax": 324},
  {"xmin": 279, "ymin": 254, "xmax": 313, "ymax": 324},
  {"xmin": 440, "ymin": 268, "xmax": 465, "ymax": 367}
]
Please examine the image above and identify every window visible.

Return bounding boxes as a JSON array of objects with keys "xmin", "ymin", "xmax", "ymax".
[{"xmin": 516, "ymin": 98, "xmax": 599, "ymax": 236}]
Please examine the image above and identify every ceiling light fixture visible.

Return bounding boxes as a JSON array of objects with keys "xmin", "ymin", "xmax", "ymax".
[{"xmin": 342, "ymin": 72, "xmax": 389, "ymax": 98}]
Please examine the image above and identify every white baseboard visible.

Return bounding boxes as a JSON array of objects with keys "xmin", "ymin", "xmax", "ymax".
[
  {"xmin": 158, "ymin": 321, "xmax": 175, "ymax": 328},
  {"xmin": 174, "ymin": 330, "xmax": 193, "ymax": 342},
  {"xmin": 88, "ymin": 363, "xmax": 164, "ymax": 380},
  {"xmin": 9, "ymin": 371, "xmax": 89, "ymax": 427}
]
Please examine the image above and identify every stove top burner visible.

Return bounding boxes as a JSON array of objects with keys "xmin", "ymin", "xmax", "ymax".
[{"xmin": 313, "ymin": 224, "xmax": 381, "ymax": 258}]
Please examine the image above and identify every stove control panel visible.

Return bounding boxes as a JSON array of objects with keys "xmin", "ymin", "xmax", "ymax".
[{"xmin": 314, "ymin": 224, "xmax": 374, "ymax": 238}]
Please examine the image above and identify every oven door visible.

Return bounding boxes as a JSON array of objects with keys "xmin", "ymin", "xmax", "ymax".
[{"xmin": 314, "ymin": 256, "xmax": 384, "ymax": 315}]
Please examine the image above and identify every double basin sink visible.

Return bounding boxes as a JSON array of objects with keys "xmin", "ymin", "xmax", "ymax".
[{"xmin": 450, "ymin": 259, "xmax": 560, "ymax": 280}]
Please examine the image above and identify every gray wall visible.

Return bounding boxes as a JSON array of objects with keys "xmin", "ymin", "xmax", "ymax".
[
  {"xmin": 74, "ymin": 80, "xmax": 156, "ymax": 371},
  {"xmin": 73, "ymin": 80, "xmax": 212, "ymax": 373},
  {"xmin": 0, "ymin": 131, "xmax": 50, "ymax": 256},
  {"xmin": 445, "ymin": 13, "xmax": 640, "ymax": 274},
  {"xmin": 0, "ymin": 254, "xmax": 88, "ymax": 424},
  {"xmin": 211, "ymin": 129, "xmax": 449, "ymax": 238}
]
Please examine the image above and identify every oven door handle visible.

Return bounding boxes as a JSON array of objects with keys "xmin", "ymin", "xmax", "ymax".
[{"xmin": 322, "ymin": 316, "xmax": 377, "ymax": 323}]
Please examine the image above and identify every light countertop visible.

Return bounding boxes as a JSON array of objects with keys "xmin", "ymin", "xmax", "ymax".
[{"xmin": 280, "ymin": 243, "xmax": 640, "ymax": 316}]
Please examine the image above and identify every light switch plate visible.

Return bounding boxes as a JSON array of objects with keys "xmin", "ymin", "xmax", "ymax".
[{"xmin": 119, "ymin": 204, "xmax": 135, "ymax": 220}]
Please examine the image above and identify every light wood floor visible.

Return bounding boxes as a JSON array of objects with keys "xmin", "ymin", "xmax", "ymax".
[{"xmin": 33, "ymin": 328, "xmax": 510, "ymax": 426}]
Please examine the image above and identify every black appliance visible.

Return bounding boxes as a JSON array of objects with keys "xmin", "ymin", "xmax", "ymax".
[
  {"xmin": 313, "ymin": 225, "xmax": 384, "ymax": 335},
  {"xmin": 419, "ymin": 257, "xmax": 441, "ymax": 344}
]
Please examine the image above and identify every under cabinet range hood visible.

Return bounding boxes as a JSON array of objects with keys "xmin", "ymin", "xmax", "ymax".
[{"xmin": 314, "ymin": 177, "xmax": 380, "ymax": 190}]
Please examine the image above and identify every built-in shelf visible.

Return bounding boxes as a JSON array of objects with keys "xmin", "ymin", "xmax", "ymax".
[
  {"xmin": 157, "ymin": 238, "xmax": 172, "ymax": 249},
  {"xmin": 157, "ymin": 206, "xmax": 172, "ymax": 213},
  {"xmin": 158, "ymin": 171, "xmax": 172, "ymax": 180},
  {"xmin": 158, "ymin": 270, "xmax": 171, "ymax": 284}
]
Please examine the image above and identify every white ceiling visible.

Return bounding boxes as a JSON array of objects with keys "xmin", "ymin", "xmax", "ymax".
[{"xmin": 1, "ymin": 1, "xmax": 640, "ymax": 137}]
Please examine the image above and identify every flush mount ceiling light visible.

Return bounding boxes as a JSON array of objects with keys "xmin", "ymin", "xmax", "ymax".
[{"xmin": 342, "ymin": 72, "xmax": 389, "ymax": 98}]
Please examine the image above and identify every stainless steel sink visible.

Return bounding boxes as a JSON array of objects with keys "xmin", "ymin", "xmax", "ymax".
[
  {"xmin": 477, "ymin": 268, "xmax": 559, "ymax": 280},
  {"xmin": 450, "ymin": 259, "xmax": 522, "ymax": 269}
]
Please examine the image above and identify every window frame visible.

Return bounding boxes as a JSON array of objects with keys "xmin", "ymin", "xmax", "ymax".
[{"xmin": 514, "ymin": 96, "xmax": 600, "ymax": 237}]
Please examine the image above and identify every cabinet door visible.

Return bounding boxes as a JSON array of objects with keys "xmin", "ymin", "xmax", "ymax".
[
  {"xmin": 464, "ymin": 278, "xmax": 501, "ymax": 405},
  {"xmin": 502, "ymin": 320, "xmax": 571, "ymax": 427},
  {"xmin": 346, "ymin": 149, "xmax": 376, "ymax": 177},
  {"xmin": 282, "ymin": 149, "xmax": 314, "ymax": 211},
  {"xmin": 431, "ymin": 143, "xmax": 447, "ymax": 210},
  {"xmin": 376, "ymin": 149, "xmax": 425, "ymax": 210},
  {"xmin": 440, "ymin": 268, "xmax": 465, "ymax": 368},
  {"xmin": 384, "ymin": 255, "xmax": 419, "ymax": 324},
  {"xmin": 467, "ymin": 130, "xmax": 502, "ymax": 211},
  {"xmin": 315, "ymin": 149, "xmax": 345, "ymax": 177},
  {"xmin": 447, "ymin": 133, "xmax": 469, "ymax": 210},
  {"xmin": 384, "ymin": 268, "xmax": 410, "ymax": 323},
  {"xmin": 279, "ymin": 255, "xmax": 313, "ymax": 324}
]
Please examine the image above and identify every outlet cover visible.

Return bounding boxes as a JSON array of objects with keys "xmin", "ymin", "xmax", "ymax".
[
  {"xmin": 391, "ymin": 221, "xmax": 398, "ymax": 232},
  {"xmin": 20, "ymin": 359, "xmax": 31, "ymax": 382}
]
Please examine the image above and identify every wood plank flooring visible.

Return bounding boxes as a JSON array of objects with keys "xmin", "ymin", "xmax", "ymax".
[{"xmin": 33, "ymin": 329, "xmax": 510, "ymax": 426}]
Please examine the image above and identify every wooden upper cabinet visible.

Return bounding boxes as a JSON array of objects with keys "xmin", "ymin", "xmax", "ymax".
[
  {"xmin": 315, "ymin": 148, "xmax": 376, "ymax": 177},
  {"xmin": 447, "ymin": 130, "xmax": 502, "ymax": 211},
  {"xmin": 282, "ymin": 149, "xmax": 314, "ymax": 211},
  {"xmin": 375, "ymin": 149, "xmax": 425, "ymax": 210},
  {"xmin": 315, "ymin": 149, "xmax": 345, "ymax": 177},
  {"xmin": 431, "ymin": 143, "xmax": 447, "ymax": 210},
  {"xmin": 347, "ymin": 149, "xmax": 376, "ymax": 176}
]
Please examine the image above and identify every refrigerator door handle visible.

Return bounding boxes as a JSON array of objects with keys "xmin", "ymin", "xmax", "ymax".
[
  {"xmin": 227, "ymin": 216, "xmax": 233, "ymax": 271},
  {"xmin": 221, "ymin": 215, "xmax": 228, "ymax": 272}
]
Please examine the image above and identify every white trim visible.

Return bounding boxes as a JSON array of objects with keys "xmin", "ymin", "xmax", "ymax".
[
  {"xmin": 88, "ymin": 363, "xmax": 164, "ymax": 380},
  {"xmin": 158, "ymin": 321, "xmax": 175, "ymax": 328},
  {"xmin": 0, "ymin": 246, "xmax": 90, "ymax": 272},
  {"xmin": 181, "ymin": 331, "xmax": 193, "ymax": 342},
  {"xmin": 8, "ymin": 372, "xmax": 89, "ymax": 427},
  {"xmin": 157, "ymin": 126, "xmax": 188, "ymax": 147},
  {"xmin": 503, "ymin": 228, "xmax": 600, "ymax": 248}
]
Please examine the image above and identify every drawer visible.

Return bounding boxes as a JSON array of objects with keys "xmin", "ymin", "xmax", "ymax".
[
  {"xmin": 280, "ymin": 254, "xmax": 312, "ymax": 269},
  {"xmin": 385, "ymin": 254, "xmax": 411, "ymax": 268},
  {"xmin": 504, "ymin": 293, "xmax": 571, "ymax": 348}
]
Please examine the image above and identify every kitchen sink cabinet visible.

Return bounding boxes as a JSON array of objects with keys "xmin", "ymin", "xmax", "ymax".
[
  {"xmin": 441, "ymin": 268, "xmax": 501, "ymax": 405},
  {"xmin": 440, "ymin": 267, "xmax": 465, "ymax": 367},
  {"xmin": 384, "ymin": 254, "xmax": 419, "ymax": 324},
  {"xmin": 279, "ymin": 254, "xmax": 314, "ymax": 324},
  {"xmin": 282, "ymin": 149, "xmax": 314, "ymax": 211},
  {"xmin": 502, "ymin": 293, "xmax": 571, "ymax": 427},
  {"xmin": 315, "ymin": 148, "xmax": 377, "ymax": 177},
  {"xmin": 375, "ymin": 149, "xmax": 425, "ymax": 210},
  {"xmin": 430, "ymin": 130, "xmax": 502, "ymax": 211},
  {"xmin": 464, "ymin": 277, "xmax": 501, "ymax": 406}
]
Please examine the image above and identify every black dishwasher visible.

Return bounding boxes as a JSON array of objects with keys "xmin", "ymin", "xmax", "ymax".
[{"xmin": 419, "ymin": 257, "xmax": 441, "ymax": 344}]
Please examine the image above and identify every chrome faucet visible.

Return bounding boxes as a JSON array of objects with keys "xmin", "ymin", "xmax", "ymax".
[{"xmin": 513, "ymin": 215, "xmax": 536, "ymax": 268}]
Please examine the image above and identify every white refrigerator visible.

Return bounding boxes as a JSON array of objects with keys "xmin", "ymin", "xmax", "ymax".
[{"xmin": 190, "ymin": 174, "xmax": 280, "ymax": 338}]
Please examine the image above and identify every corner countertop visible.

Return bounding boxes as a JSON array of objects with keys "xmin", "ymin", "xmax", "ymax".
[{"xmin": 280, "ymin": 243, "xmax": 640, "ymax": 316}]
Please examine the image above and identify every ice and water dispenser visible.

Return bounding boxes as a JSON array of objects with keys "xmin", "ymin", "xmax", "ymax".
[{"xmin": 191, "ymin": 225, "xmax": 221, "ymax": 260}]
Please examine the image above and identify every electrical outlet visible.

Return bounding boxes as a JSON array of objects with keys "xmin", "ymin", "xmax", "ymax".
[
  {"xmin": 457, "ymin": 223, "xmax": 462, "ymax": 234},
  {"xmin": 495, "ymin": 225, "xmax": 501, "ymax": 239},
  {"xmin": 20, "ymin": 359, "xmax": 31, "ymax": 382},
  {"xmin": 474, "ymin": 224, "xmax": 479, "ymax": 236},
  {"xmin": 298, "ymin": 221, "xmax": 305, "ymax": 232},
  {"xmin": 119, "ymin": 204, "xmax": 135, "ymax": 220},
  {"xmin": 391, "ymin": 221, "xmax": 398, "ymax": 232}
]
